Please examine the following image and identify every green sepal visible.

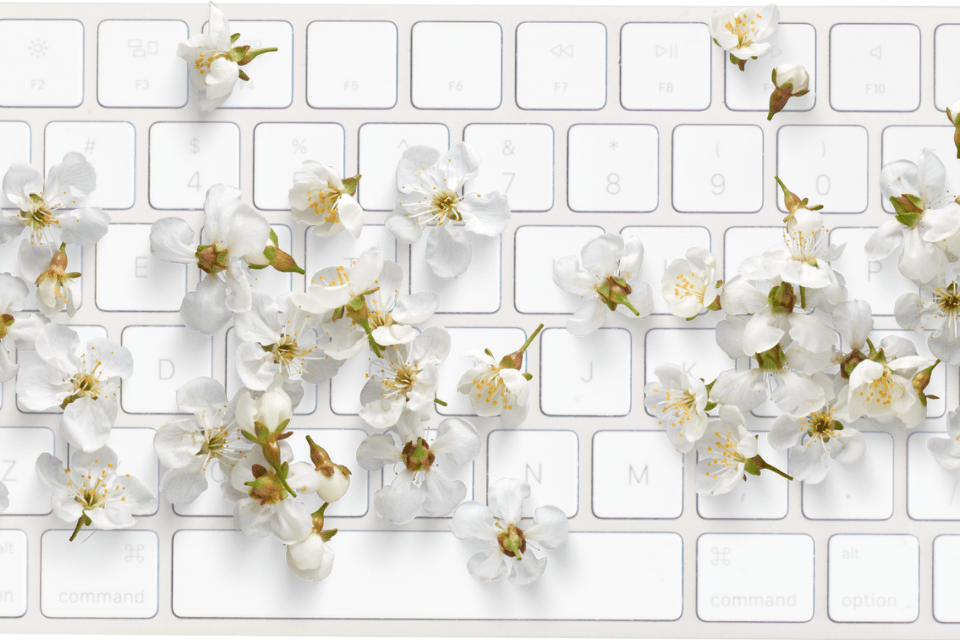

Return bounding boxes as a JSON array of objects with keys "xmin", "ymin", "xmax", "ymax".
[
  {"xmin": 341, "ymin": 175, "xmax": 361, "ymax": 196},
  {"xmin": 743, "ymin": 459, "xmax": 761, "ymax": 476},
  {"xmin": 348, "ymin": 296, "xmax": 363, "ymax": 311},
  {"xmin": 262, "ymin": 245, "xmax": 277, "ymax": 262},
  {"xmin": 522, "ymin": 372, "xmax": 533, "ymax": 381},
  {"xmin": 237, "ymin": 68, "xmax": 250, "ymax": 82},
  {"xmin": 231, "ymin": 32, "xmax": 241, "ymax": 44}
]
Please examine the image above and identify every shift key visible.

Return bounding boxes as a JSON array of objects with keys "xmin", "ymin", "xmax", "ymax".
[{"xmin": 0, "ymin": 530, "xmax": 27, "ymax": 617}]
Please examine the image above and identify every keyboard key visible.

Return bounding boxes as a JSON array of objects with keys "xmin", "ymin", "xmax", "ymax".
[
  {"xmin": 934, "ymin": 535, "xmax": 960, "ymax": 621},
  {"xmin": 828, "ymin": 227, "xmax": 918, "ymax": 315},
  {"xmin": 568, "ymin": 124, "xmax": 658, "ymax": 212},
  {"xmin": 253, "ymin": 122, "xmax": 345, "ymax": 210},
  {"xmin": 250, "ymin": 224, "xmax": 294, "ymax": 295},
  {"xmin": 463, "ymin": 124, "xmax": 554, "ymax": 211},
  {"xmin": 488, "ymin": 429, "xmax": 578, "ymax": 517},
  {"xmin": 830, "ymin": 23, "xmax": 920, "ymax": 112},
  {"xmin": 515, "ymin": 225, "xmax": 604, "ymax": 314},
  {"xmin": 409, "ymin": 232, "xmax": 500, "ymax": 313},
  {"xmin": 0, "ymin": 20, "xmax": 83, "ymax": 107},
  {"xmin": 697, "ymin": 533, "xmax": 814, "ymax": 622},
  {"xmin": 592, "ymin": 430, "xmax": 682, "ymax": 518},
  {"xmin": 307, "ymin": 21, "xmax": 397, "ymax": 109},
  {"xmin": 516, "ymin": 22, "xmax": 606, "ymax": 110},
  {"xmin": 304, "ymin": 224, "xmax": 398, "ymax": 277},
  {"xmin": 41, "ymin": 529, "xmax": 158, "ymax": 618},
  {"xmin": 540, "ymin": 327, "xmax": 631, "ymax": 416},
  {"xmin": 412, "ymin": 22, "xmax": 502, "ymax": 109},
  {"xmin": 121, "ymin": 326, "xmax": 213, "ymax": 414},
  {"xmin": 149, "ymin": 121, "xmax": 240, "ymax": 210},
  {"xmin": 881, "ymin": 126, "xmax": 960, "ymax": 213},
  {"xmin": 935, "ymin": 25, "xmax": 960, "ymax": 111},
  {"xmin": 723, "ymin": 226, "xmax": 780, "ymax": 277},
  {"xmin": 673, "ymin": 125, "xmax": 763, "ymax": 213},
  {"xmin": 620, "ymin": 22, "xmax": 710, "ymax": 110},
  {"xmin": 330, "ymin": 343, "xmax": 372, "ymax": 416},
  {"xmin": 96, "ymin": 223, "xmax": 187, "ymax": 311},
  {"xmin": 17, "ymin": 326, "xmax": 105, "ymax": 414},
  {"xmin": 357, "ymin": 123, "xmax": 449, "ymax": 210},
  {"xmin": 777, "ymin": 125, "xmax": 868, "ymax": 214},
  {"xmin": 0, "ymin": 427, "xmax": 55, "ymax": 515},
  {"xmin": 725, "ymin": 23, "xmax": 815, "ymax": 112},
  {"xmin": 173, "ymin": 530, "xmax": 683, "ymax": 620},
  {"xmin": 384, "ymin": 427, "xmax": 475, "ymax": 517},
  {"xmin": 698, "ymin": 433, "xmax": 789, "ymax": 519},
  {"xmin": 0, "ymin": 530, "xmax": 27, "ymax": 618},
  {"xmin": 435, "ymin": 327, "xmax": 526, "ymax": 416},
  {"xmin": 828, "ymin": 534, "xmax": 919, "ymax": 622},
  {"xmin": 907, "ymin": 431, "xmax": 960, "ymax": 520},
  {"xmin": 45, "ymin": 121, "xmax": 135, "ymax": 210},
  {"xmin": 802, "ymin": 431, "xmax": 893, "ymax": 520},
  {"xmin": 0, "ymin": 122, "xmax": 31, "ymax": 208},
  {"xmin": 644, "ymin": 328, "xmax": 735, "ymax": 392},
  {"xmin": 209, "ymin": 21, "xmax": 292, "ymax": 108},
  {"xmin": 622, "ymin": 226, "xmax": 711, "ymax": 315},
  {"xmin": 97, "ymin": 19, "xmax": 188, "ymax": 108},
  {"xmin": 69, "ymin": 427, "xmax": 159, "ymax": 516},
  {"xmin": 225, "ymin": 326, "xmax": 317, "ymax": 416}
]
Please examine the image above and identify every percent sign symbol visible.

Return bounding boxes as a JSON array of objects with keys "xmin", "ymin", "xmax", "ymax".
[{"xmin": 292, "ymin": 139, "xmax": 308, "ymax": 154}]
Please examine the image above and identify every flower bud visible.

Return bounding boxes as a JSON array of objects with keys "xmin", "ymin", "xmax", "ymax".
[
  {"xmin": 244, "ymin": 228, "xmax": 305, "ymax": 274},
  {"xmin": 767, "ymin": 64, "xmax": 811, "ymax": 120},
  {"xmin": 948, "ymin": 98, "xmax": 960, "ymax": 159},
  {"xmin": 767, "ymin": 282, "xmax": 796, "ymax": 315}
]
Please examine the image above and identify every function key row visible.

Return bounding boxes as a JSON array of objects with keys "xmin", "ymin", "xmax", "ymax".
[{"xmin": 0, "ymin": 19, "xmax": 955, "ymax": 111}]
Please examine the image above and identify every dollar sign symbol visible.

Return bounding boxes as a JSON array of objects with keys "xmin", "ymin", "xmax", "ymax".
[{"xmin": 189, "ymin": 138, "xmax": 200, "ymax": 154}]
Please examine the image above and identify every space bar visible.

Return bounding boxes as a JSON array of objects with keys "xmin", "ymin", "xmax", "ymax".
[{"xmin": 172, "ymin": 530, "xmax": 682, "ymax": 620}]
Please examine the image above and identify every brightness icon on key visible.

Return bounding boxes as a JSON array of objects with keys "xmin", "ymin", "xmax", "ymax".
[{"xmin": 28, "ymin": 38, "xmax": 48, "ymax": 58}]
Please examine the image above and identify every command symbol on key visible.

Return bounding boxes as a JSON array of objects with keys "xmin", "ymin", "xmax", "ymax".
[
  {"xmin": 125, "ymin": 544, "xmax": 145, "ymax": 563},
  {"xmin": 712, "ymin": 547, "xmax": 731, "ymax": 566}
]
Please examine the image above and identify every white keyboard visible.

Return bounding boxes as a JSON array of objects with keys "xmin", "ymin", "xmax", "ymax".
[{"xmin": 1, "ymin": 3, "xmax": 959, "ymax": 638}]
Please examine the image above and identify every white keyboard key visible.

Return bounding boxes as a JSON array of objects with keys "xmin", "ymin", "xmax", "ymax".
[
  {"xmin": 907, "ymin": 431, "xmax": 960, "ymax": 520},
  {"xmin": 621, "ymin": 22, "xmax": 710, "ymax": 110},
  {"xmin": 412, "ymin": 22, "xmax": 502, "ymax": 109},
  {"xmin": 724, "ymin": 226, "xmax": 781, "ymax": 277},
  {"xmin": 383, "ymin": 427, "xmax": 474, "ymax": 516},
  {"xmin": 592, "ymin": 430, "xmax": 682, "ymax": 518},
  {"xmin": 881, "ymin": 126, "xmax": 960, "ymax": 213},
  {"xmin": 935, "ymin": 25, "xmax": 960, "ymax": 111},
  {"xmin": 802, "ymin": 431, "xmax": 893, "ymax": 520},
  {"xmin": 97, "ymin": 20, "xmax": 188, "ymax": 108},
  {"xmin": 330, "ymin": 343, "xmax": 372, "ymax": 416},
  {"xmin": 96, "ymin": 223, "xmax": 186, "ymax": 311},
  {"xmin": 828, "ymin": 227, "xmax": 917, "ymax": 315},
  {"xmin": 253, "ymin": 122, "xmax": 345, "ymax": 210},
  {"xmin": 249, "ymin": 224, "xmax": 294, "ymax": 295},
  {"xmin": 357, "ymin": 123, "xmax": 449, "ymax": 210},
  {"xmin": 208, "ymin": 21, "xmax": 292, "ymax": 108},
  {"xmin": 777, "ymin": 125, "xmax": 868, "ymax": 214},
  {"xmin": 41, "ymin": 530, "xmax": 158, "ymax": 618},
  {"xmin": 149, "ymin": 121, "xmax": 240, "ymax": 210},
  {"xmin": 409, "ymin": 232, "xmax": 500, "ymax": 313},
  {"xmin": 830, "ymin": 24, "xmax": 920, "ymax": 112},
  {"xmin": 0, "ymin": 427, "xmax": 55, "ymax": 515},
  {"xmin": 673, "ymin": 125, "xmax": 763, "ymax": 213},
  {"xmin": 304, "ymin": 224, "xmax": 398, "ymax": 277},
  {"xmin": 0, "ymin": 530, "xmax": 27, "ymax": 618},
  {"xmin": 488, "ymin": 429, "xmax": 578, "ymax": 517},
  {"xmin": 541, "ymin": 328, "xmax": 631, "ymax": 416},
  {"xmin": 568, "ymin": 124, "xmax": 658, "ymax": 212},
  {"xmin": 515, "ymin": 225, "xmax": 604, "ymax": 314},
  {"xmin": 698, "ymin": 434, "xmax": 789, "ymax": 519},
  {"xmin": 622, "ymin": 226, "xmax": 711, "ymax": 315},
  {"xmin": 436, "ymin": 327, "xmax": 526, "ymax": 416},
  {"xmin": 463, "ymin": 124, "xmax": 554, "ymax": 211},
  {"xmin": 644, "ymin": 328, "xmax": 735, "ymax": 391},
  {"xmin": 516, "ymin": 22, "xmax": 606, "ymax": 110},
  {"xmin": 70, "ymin": 427, "xmax": 159, "ymax": 516},
  {"xmin": 934, "ymin": 535, "xmax": 960, "ymax": 621},
  {"xmin": 0, "ymin": 122, "xmax": 31, "ymax": 208},
  {"xmin": 45, "ymin": 121, "xmax": 135, "ymax": 210},
  {"xmin": 866, "ymin": 329, "xmax": 944, "ymax": 417},
  {"xmin": 307, "ymin": 21, "xmax": 397, "ymax": 109},
  {"xmin": 829, "ymin": 534, "xmax": 919, "ymax": 622},
  {"xmin": 725, "ymin": 24, "xmax": 815, "ymax": 112},
  {"xmin": 173, "ymin": 530, "xmax": 682, "ymax": 620},
  {"xmin": 121, "ymin": 326, "xmax": 213, "ymax": 414},
  {"xmin": 17, "ymin": 326, "xmax": 105, "ymax": 414},
  {"xmin": 698, "ymin": 533, "xmax": 814, "ymax": 622},
  {"xmin": 0, "ymin": 20, "xmax": 83, "ymax": 107},
  {"xmin": 225, "ymin": 327, "xmax": 318, "ymax": 416}
]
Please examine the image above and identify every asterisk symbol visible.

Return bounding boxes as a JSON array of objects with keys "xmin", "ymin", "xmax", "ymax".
[{"xmin": 609, "ymin": 141, "xmax": 618, "ymax": 149}]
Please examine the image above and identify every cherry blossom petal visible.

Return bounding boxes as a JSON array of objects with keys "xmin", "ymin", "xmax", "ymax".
[
  {"xmin": 431, "ymin": 418, "xmax": 481, "ymax": 465},
  {"xmin": 150, "ymin": 217, "xmax": 198, "ymax": 263},
  {"xmin": 374, "ymin": 469, "xmax": 423, "ymax": 524},
  {"xmin": 466, "ymin": 548, "xmax": 507, "ymax": 582},
  {"xmin": 507, "ymin": 551, "xmax": 548, "ymax": 586},
  {"xmin": 488, "ymin": 477, "xmax": 529, "ymax": 524},
  {"xmin": 523, "ymin": 505, "xmax": 569, "ymax": 550},
  {"xmin": 426, "ymin": 223, "xmax": 473, "ymax": 278}
]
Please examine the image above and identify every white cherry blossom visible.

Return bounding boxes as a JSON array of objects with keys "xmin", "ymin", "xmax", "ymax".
[
  {"xmin": 694, "ymin": 406, "xmax": 759, "ymax": 496},
  {"xmin": 36, "ymin": 446, "xmax": 156, "ymax": 540},
  {"xmin": 895, "ymin": 281, "xmax": 960, "ymax": 365},
  {"xmin": 289, "ymin": 161, "xmax": 363, "ymax": 238},
  {"xmin": 450, "ymin": 478, "xmax": 568, "ymax": 586},
  {"xmin": 359, "ymin": 327, "xmax": 451, "ymax": 429},
  {"xmin": 286, "ymin": 524, "xmax": 336, "ymax": 582},
  {"xmin": 644, "ymin": 363, "xmax": 711, "ymax": 453},
  {"xmin": 768, "ymin": 401, "xmax": 865, "ymax": 483},
  {"xmin": 767, "ymin": 63, "xmax": 811, "ymax": 120},
  {"xmin": 553, "ymin": 232, "xmax": 654, "ymax": 336},
  {"xmin": 386, "ymin": 143, "xmax": 510, "ymax": 278},
  {"xmin": 17, "ymin": 324, "xmax": 132, "ymax": 452},
  {"xmin": 294, "ymin": 435, "xmax": 352, "ymax": 504},
  {"xmin": 928, "ymin": 408, "xmax": 960, "ymax": 470},
  {"xmin": 0, "ymin": 272, "xmax": 47, "ymax": 382},
  {"xmin": 357, "ymin": 411, "xmax": 481, "ymax": 524},
  {"xmin": 150, "ymin": 184, "xmax": 270, "ymax": 335},
  {"xmin": 661, "ymin": 247, "xmax": 720, "ymax": 318},
  {"xmin": 710, "ymin": 4, "xmax": 779, "ymax": 70}
]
